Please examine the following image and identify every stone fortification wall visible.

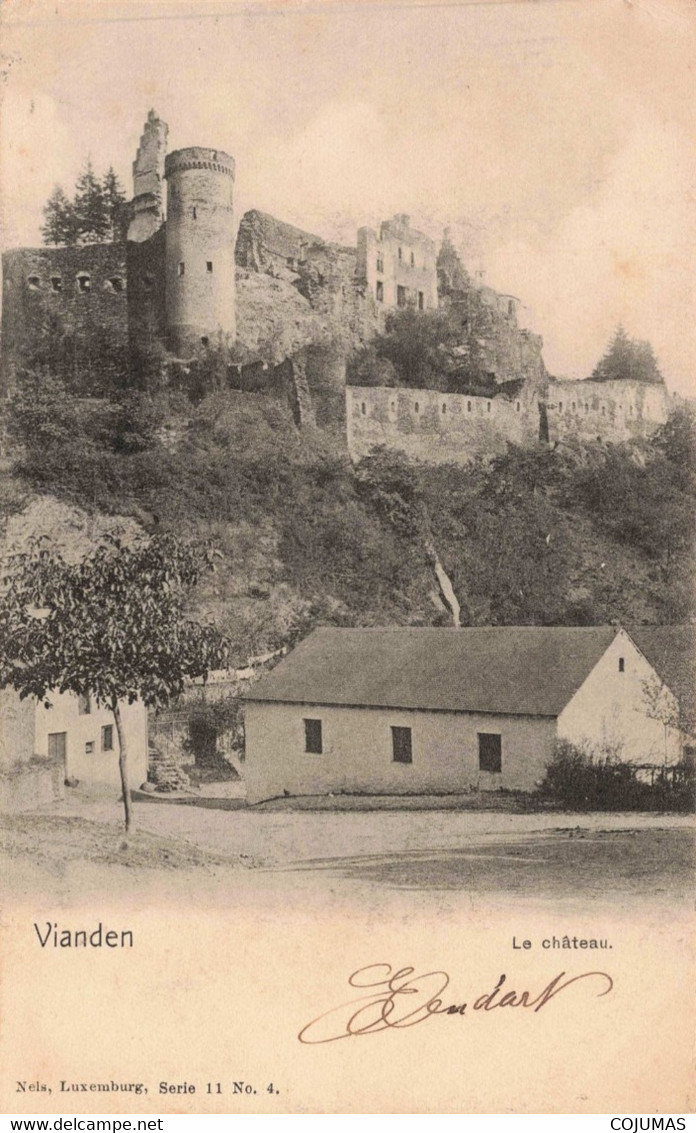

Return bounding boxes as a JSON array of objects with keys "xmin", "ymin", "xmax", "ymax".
[
  {"xmin": 126, "ymin": 226, "xmax": 167, "ymax": 362},
  {"xmin": 547, "ymin": 378, "xmax": 669, "ymax": 444},
  {"xmin": 1, "ymin": 244, "xmax": 130, "ymax": 385},
  {"xmin": 347, "ymin": 384, "xmax": 541, "ymax": 464}
]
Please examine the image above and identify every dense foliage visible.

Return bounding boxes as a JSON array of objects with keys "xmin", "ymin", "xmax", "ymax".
[
  {"xmin": 347, "ymin": 305, "xmax": 502, "ymax": 394},
  {"xmin": 42, "ymin": 161, "xmax": 127, "ymax": 246},
  {"xmin": 3, "ymin": 378, "xmax": 694, "ymax": 666},
  {"xmin": 538, "ymin": 741, "xmax": 694, "ymax": 812}
]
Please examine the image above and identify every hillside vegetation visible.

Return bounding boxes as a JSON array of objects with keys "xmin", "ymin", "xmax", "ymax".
[{"xmin": 2, "ymin": 364, "xmax": 694, "ymax": 663}]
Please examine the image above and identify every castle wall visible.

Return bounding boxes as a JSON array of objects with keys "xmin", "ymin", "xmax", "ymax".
[
  {"xmin": 346, "ymin": 384, "xmax": 540, "ymax": 464},
  {"xmin": 126, "ymin": 227, "xmax": 167, "ymax": 363},
  {"xmin": 547, "ymin": 378, "xmax": 669, "ymax": 444},
  {"xmin": 164, "ymin": 148, "xmax": 236, "ymax": 354},
  {"xmin": 1, "ymin": 244, "xmax": 129, "ymax": 384},
  {"xmin": 356, "ymin": 214, "xmax": 438, "ymax": 312}
]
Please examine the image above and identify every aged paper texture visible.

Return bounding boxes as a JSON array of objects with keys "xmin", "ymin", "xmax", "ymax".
[{"xmin": 1, "ymin": 0, "xmax": 694, "ymax": 1116}]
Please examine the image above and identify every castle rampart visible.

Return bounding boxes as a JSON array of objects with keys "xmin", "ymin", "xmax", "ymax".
[
  {"xmin": 1, "ymin": 244, "xmax": 129, "ymax": 385},
  {"xmin": 347, "ymin": 377, "xmax": 669, "ymax": 465},
  {"xmin": 547, "ymin": 378, "xmax": 669, "ymax": 444},
  {"xmin": 346, "ymin": 384, "xmax": 541, "ymax": 464}
]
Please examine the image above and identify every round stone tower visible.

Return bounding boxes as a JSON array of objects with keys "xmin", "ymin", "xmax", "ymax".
[{"xmin": 164, "ymin": 147, "xmax": 236, "ymax": 355}]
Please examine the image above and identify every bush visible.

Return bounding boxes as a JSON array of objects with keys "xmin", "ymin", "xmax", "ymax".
[{"xmin": 538, "ymin": 740, "xmax": 695, "ymax": 812}]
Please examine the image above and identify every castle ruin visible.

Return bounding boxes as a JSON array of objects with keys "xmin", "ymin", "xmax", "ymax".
[{"xmin": 1, "ymin": 109, "xmax": 672, "ymax": 463}]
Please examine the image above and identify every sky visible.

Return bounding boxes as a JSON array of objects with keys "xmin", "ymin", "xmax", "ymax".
[{"xmin": 1, "ymin": 0, "xmax": 694, "ymax": 391}]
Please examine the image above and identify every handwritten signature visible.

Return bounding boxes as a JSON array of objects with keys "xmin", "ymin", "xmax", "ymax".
[{"xmin": 298, "ymin": 963, "xmax": 614, "ymax": 1044}]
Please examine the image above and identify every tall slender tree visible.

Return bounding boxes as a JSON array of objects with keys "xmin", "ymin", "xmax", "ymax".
[
  {"xmin": 73, "ymin": 159, "xmax": 110, "ymax": 243},
  {"xmin": 41, "ymin": 185, "xmax": 79, "ymax": 246},
  {"xmin": 102, "ymin": 166, "xmax": 128, "ymax": 241}
]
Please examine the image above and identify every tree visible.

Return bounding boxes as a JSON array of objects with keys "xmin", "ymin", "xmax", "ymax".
[
  {"xmin": 41, "ymin": 160, "xmax": 126, "ymax": 247},
  {"xmin": 73, "ymin": 159, "xmax": 110, "ymax": 244},
  {"xmin": 0, "ymin": 536, "xmax": 228, "ymax": 832},
  {"xmin": 591, "ymin": 325, "xmax": 663, "ymax": 384},
  {"xmin": 41, "ymin": 185, "xmax": 78, "ymax": 246},
  {"xmin": 101, "ymin": 166, "xmax": 128, "ymax": 241}
]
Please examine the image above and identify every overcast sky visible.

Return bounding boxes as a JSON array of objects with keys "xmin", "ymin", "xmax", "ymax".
[{"xmin": 1, "ymin": 0, "xmax": 694, "ymax": 391}]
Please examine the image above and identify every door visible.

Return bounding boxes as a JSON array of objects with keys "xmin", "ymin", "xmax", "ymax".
[{"xmin": 47, "ymin": 731, "xmax": 67, "ymax": 763}]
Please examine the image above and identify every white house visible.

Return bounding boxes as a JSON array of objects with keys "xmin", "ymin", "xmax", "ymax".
[
  {"xmin": 242, "ymin": 625, "xmax": 685, "ymax": 803},
  {"xmin": 0, "ymin": 687, "xmax": 148, "ymax": 811}
]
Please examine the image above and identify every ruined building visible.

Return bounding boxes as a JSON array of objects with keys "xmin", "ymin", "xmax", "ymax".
[
  {"xmin": 2, "ymin": 112, "xmax": 237, "ymax": 377},
  {"xmin": 1, "ymin": 110, "xmax": 672, "ymax": 463}
]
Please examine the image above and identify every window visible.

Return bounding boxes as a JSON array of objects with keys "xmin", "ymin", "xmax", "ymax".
[
  {"xmin": 414, "ymin": 401, "xmax": 420, "ymax": 413},
  {"xmin": 467, "ymin": 401, "xmax": 472, "ymax": 412},
  {"xmin": 304, "ymin": 718, "xmax": 323, "ymax": 754},
  {"xmin": 516, "ymin": 402, "xmax": 521, "ymax": 412},
  {"xmin": 101, "ymin": 725, "xmax": 114, "ymax": 751},
  {"xmin": 508, "ymin": 300, "xmax": 515, "ymax": 316},
  {"xmin": 201, "ymin": 336, "xmax": 209, "ymax": 347},
  {"xmin": 192, "ymin": 206, "xmax": 197, "ymax": 219},
  {"xmin": 397, "ymin": 285, "xmax": 407, "ymax": 308},
  {"xmin": 442, "ymin": 402, "xmax": 447, "ymax": 414},
  {"xmin": 391, "ymin": 726, "xmax": 412, "ymax": 764},
  {"xmin": 410, "ymin": 251, "xmax": 415, "ymax": 266},
  {"xmin": 361, "ymin": 402, "xmax": 367, "ymax": 415},
  {"xmin": 50, "ymin": 276, "xmax": 62, "ymax": 292},
  {"xmin": 376, "ymin": 281, "xmax": 384, "ymax": 302},
  {"xmin": 418, "ymin": 291, "xmax": 424, "ymax": 310},
  {"xmin": 478, "ymin": 732, "xmax": 502, "ymax": 773},
  {"xmin": 376, "ymin": 254, "xmax": 384, "ymax": 273},
  {"xmin": 77, "ymin": 694, "xmax": 91, "ymax": 716},
  {"xmin": 178, "ymin": 262, "xmax": 185, "ymax": 277},
  {"xmin": 618, "ymin": 657, "xmax": 625, "ymax": 673},
  {"xmin": 106, "ymin": 277, "xmax": 124, "ymax": 293},
  {"xmin": 601, "ymin": 405, "xmax": 606, "ymax": 416},
  {"xmin": 85, "ymin": 741, "xmax": 94, "ymax": 754},
  {"xmin": 27, "ymin": 275, "xmax": 41, "ymax": 290},
  {"xmin": 76, "ymin": 273, "xmax": 91, "ymax": 293},
  {"xmin": 206, "ymin": 261, "xmax": 213, "ymax": 273},
  {"xmin": 559, "ymin": 401, "xmax": 563, "ymax": 412},
  {"xmin": 398, "ymin": 246, "xmax": 403, "ymax": 261},
  {"xmin": 487, "ymin": 401, "xmax": 491, "ymax": 413}
]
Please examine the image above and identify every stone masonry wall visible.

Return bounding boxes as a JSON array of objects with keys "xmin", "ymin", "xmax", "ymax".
[
  {"xmin": 347, "ymin": 378, "xmax": 669, "ymax": 464},
  {"xmin": 347, "ymin": 384, "xmax": 541, "ymax": 464},
  {"xmin": 547, "ymin": 378, "xmax": 669, "ymax": 444},
  {"xmin": 1, "ymin": 244, "xmax": 129, "ymax": 384}
]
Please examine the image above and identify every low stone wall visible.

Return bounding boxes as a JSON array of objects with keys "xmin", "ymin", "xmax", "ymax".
[{"xmin": 0, "ymin": 757, "xmax": 64, "ymax": 813}]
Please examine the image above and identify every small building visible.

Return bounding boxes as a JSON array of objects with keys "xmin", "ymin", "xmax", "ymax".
[
  {"xmin": 242, "ymin": 626, "xmax": 684, "ymax": 803},
  {"xmin": 0, "ymin": 687, "xmax": 148, "ymax": 811}
]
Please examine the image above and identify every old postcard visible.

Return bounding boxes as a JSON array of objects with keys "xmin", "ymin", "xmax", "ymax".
[{"xmin": 0, "ymin": 0, "xmax": 694, "ymax": 1117}]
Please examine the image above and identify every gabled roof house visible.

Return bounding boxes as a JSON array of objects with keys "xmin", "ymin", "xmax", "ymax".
[{"xmin": 243, "ymin": 625, "xmax": 689, "ymax": 803}]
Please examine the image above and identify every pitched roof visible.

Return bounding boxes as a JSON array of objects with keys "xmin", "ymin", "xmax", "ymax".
[
  {"xmin": 244, "ymin": 626, "xmax": 623, "ymax": 717},
  {"xmin": 627, "ymin": 626, "xmax": 696, "ymax": 719}
]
